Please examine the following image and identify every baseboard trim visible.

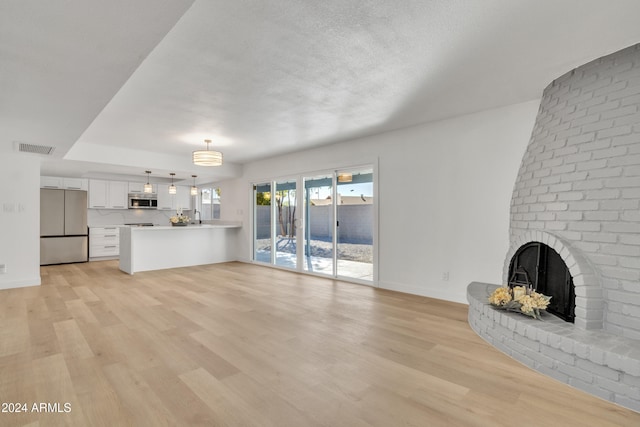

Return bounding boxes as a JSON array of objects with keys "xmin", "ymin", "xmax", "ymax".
[
  {"xmin": 0, "ymin": 277, "xmax": 41, "ymax": 290},
  {"xmin": 378, "ymin": 280, "xmax": 468, "ymax": 305}
]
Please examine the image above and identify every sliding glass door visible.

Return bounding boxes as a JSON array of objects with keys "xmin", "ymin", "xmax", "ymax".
[
  {"xmin": 274, "ymin": 179, "xmax": 297, "ymax": 269},
  {"xmin": 253, "ymin": 183, "xmax": 271, "ymax": 263},
  {"xmin": 253, "ymin": 165, "xmax": 375, "ymax": 285},
  {"xmin": 302, "ymin": 174, "xmax": 334, "ymax": 275},
  {"xmin": 336, "ymin": 168, "xmax": 374, "ymax": 281}
]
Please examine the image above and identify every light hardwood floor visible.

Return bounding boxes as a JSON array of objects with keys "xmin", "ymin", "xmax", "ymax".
[{"xmin": 1, "ymin": 260, "xmax": 638, "ymax": 426}]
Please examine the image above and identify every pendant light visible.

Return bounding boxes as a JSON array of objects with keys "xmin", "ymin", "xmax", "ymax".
[
  {"xmin": 169, "ymin": 173, "xmax": 177, "ymax": 195},
  {"xmin": 337, "ymin": 172, "xmax": 353, "ymax": 183},
  {"xmin": 193, "ymin": 139, "xmax": 223, "ymax": 166},
  {"xmin": 144, "ymin": 170, "xmax": 153, "ymax": 193},
  {"xmin": 190, "ymin": 175, "xmax": 198, "ymax": 196}
]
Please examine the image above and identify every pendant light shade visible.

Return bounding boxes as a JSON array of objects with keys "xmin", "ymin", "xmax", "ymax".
[
  {"xmin": 190, "ymin": 175, "xmax": 198, "ymax": 196},
  {"xmin": 193, "ymin": 139, "xmax": 223, "ymax": 166},
  {"xmin": 337, "ymin": 173, "xmax": 353, "ymax": 183},
  {"xmin": 169, "ymin": 173, "xmax": 177, "ymax": 195},
  {"xmin": 144, "ymin": 170, "xmax": 153, "ymax": 193}
]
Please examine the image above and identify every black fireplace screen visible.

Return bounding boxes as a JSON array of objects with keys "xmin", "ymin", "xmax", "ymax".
[{"xmin": 508, "ymin": 242, "xmax": 575, "ymax": 322}]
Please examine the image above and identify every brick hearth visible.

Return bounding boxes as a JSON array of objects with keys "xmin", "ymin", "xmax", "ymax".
[{"xmin": 468, "ymin": 283, "xmax": 640, "ymax": 412}]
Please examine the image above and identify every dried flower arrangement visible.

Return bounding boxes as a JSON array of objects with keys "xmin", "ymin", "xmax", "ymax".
[{"xmin": 488, "ymin": 286, "xmax": 551, "ymax": 320}]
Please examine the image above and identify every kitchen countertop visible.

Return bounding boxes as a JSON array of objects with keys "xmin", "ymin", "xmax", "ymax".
[{"xmin": 125, "ymin": 222, "xmax": 241, "ymax": 230}]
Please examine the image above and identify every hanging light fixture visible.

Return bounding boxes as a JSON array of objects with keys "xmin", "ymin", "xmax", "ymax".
[
  {"xmin": 190, "ymin": 175, "xmax": 198, "ymax": 196},
  {"xmin": 144, "ymin": 171, "xmax": 153, "ymax": 193},
  {"xmin": 169, "ymin": 173, "xmax": 177, "ymax": 194},
  {"xmin": 337, "ymin": 172, "xmax": 353, "ymax": 183},
  {"xmin": 193, "ymin": 139, "xmax": 223, "ymax": 166}
]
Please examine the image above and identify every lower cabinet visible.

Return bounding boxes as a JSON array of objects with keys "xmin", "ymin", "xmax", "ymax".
[{"xmin": 89, "ymin": 226, "xmax": 120, "ymax": 258}]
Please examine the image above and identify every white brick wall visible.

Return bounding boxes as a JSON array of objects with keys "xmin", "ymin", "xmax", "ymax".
[{"xmin": 507, "ymin": 44, "xmax": 640, "ymax": 338}]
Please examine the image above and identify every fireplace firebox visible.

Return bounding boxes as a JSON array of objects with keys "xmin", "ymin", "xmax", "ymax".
[{"xmin": 508, "ymin": 242, "xmax": 575, "ymax": 322}]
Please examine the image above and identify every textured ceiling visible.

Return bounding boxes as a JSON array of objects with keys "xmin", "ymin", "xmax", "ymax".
[{"xmin": 4, "ymin": 0, "xmax": 640, "ymax": 182}]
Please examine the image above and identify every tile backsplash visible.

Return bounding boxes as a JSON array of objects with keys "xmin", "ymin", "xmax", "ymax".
[{"xmin": 87, "ymin": 208, "xmax": 190, "ymax": 226}]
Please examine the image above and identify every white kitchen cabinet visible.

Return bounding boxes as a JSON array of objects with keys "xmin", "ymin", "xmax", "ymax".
[
  {"xmin": 128, "ymin": 182, "xmax": 144, "ymax": 194},
  {"xmin": 89, "ymin": 180, "xmax": 128, "ymax": 209},
  {"xmin": 89, "ymin": 226, "xmax": 120, "ymax": 258},
  {"xmin": 89, "ymin": 180, "xmax": 108, "ymax": 208},
  {"xmin": 176, "ymin": 186, "xmax": 192, "ymax": 211},
  {"xmin": 40, "ymin": 176, "xmax": 63, "ymax": 189},
  {"xmin": 40, "ymin": 176, "xmax": 88, "ymax": 190},
  {"xmin": 108, "ymin": 181, "xmax": 128, "ymax": 209},
  {"xmin": 156, "ymin": 184, "xmax": 173, "ymax": 210},
  {"xmin": 128, "ymin": 182, "xmax": 156, "ymax": 194},
  {"xmin": 62, "ymin": 178, "xmax": 88, "ymax": 190},
  {"xmin": 156, "ymin": 185, "xmax": 191, "ymax": 211}
]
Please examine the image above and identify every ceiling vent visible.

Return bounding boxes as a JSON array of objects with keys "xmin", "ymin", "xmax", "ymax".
[{"xmin": 16, "ymin": 142, "xmax": 55, "ymax": 155}]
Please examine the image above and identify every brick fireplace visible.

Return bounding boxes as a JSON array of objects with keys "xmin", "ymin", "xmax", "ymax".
[{"xmin": 468, "ymin": 44, "xmax": 640, "ymax": 412}]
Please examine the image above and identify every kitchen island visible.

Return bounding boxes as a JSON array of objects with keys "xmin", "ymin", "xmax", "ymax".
[{"xmin": 119, "ymin": 222, "xmax": 241, "ymax": 275}]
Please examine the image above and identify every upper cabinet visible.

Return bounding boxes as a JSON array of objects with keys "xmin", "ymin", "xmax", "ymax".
[
  {"xmin": 40, "ymin": 176, "xmax": 88, "ymax": 191},
  {"xmin": 156, "ymin": 184, "xmax": 173, "ymax": 210},
  {"xmin": 89, "ymin": 180, "xmax": 128, "ymax": 209},
  {"xmin": 62, "ymin": 178, "xmax": 88, "ymax": 191},
  {"xmin": 88, "ymin": 180, "xmax": 108, "ymax": 208},
  {"xmin": 156, "ymin": 185, "xmax": 192, "ymax": 211},
  {"xmin": 86, "ymin": 179, "xmax": 190, "ymax": 210},
  {"xmin": 176, "ymin": 186, "xmax": 192, "ymax": 212},
  {"xmin": 109, "ymin": 181, "xmax": 128, "ymax": 209},
  {"xmin": 40, "ymin": 176, "xmax": 63, "ymax": 189},
  {"xmin": 128, "ymin": 182, "xmax": 156, "ymax": 194}
]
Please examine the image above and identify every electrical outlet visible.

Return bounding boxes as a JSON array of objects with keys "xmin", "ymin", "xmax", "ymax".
[
  {"xmin": 442, "ymin": 271, "xmax": 449, "ymax": 281},
  {"xmin": 0, "ymin": 264, "xmax": 6, "ymax": 274}
]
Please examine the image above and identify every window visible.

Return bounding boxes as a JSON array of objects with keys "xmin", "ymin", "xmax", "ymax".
[{"xmin": 199, "ymin": 187, "xmax": 220, "ymax": 220}]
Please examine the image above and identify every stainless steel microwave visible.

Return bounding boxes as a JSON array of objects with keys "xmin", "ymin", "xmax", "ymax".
[{"xmin": 128, "ymin": 193, "xmax": 158, "ymax": 209}]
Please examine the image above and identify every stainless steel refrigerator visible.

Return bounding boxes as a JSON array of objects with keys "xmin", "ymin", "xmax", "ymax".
[{"xmin": 40, "ymin": 189, "xmax": 88, "ymax": 265}]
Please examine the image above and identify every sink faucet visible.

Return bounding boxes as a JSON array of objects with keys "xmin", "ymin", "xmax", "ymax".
[{"xmin": 194, "ymin": 209, "xmax": 202, "ymax": 224}]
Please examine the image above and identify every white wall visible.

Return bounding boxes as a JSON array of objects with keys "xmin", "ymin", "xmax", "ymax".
[
  {"xmin": 0, "ymin": 153, "xmax": 41, "ymax": 289},
  {"xmin": 217, "ymin": 100, "xmax": 540, "ymax": 304}
]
